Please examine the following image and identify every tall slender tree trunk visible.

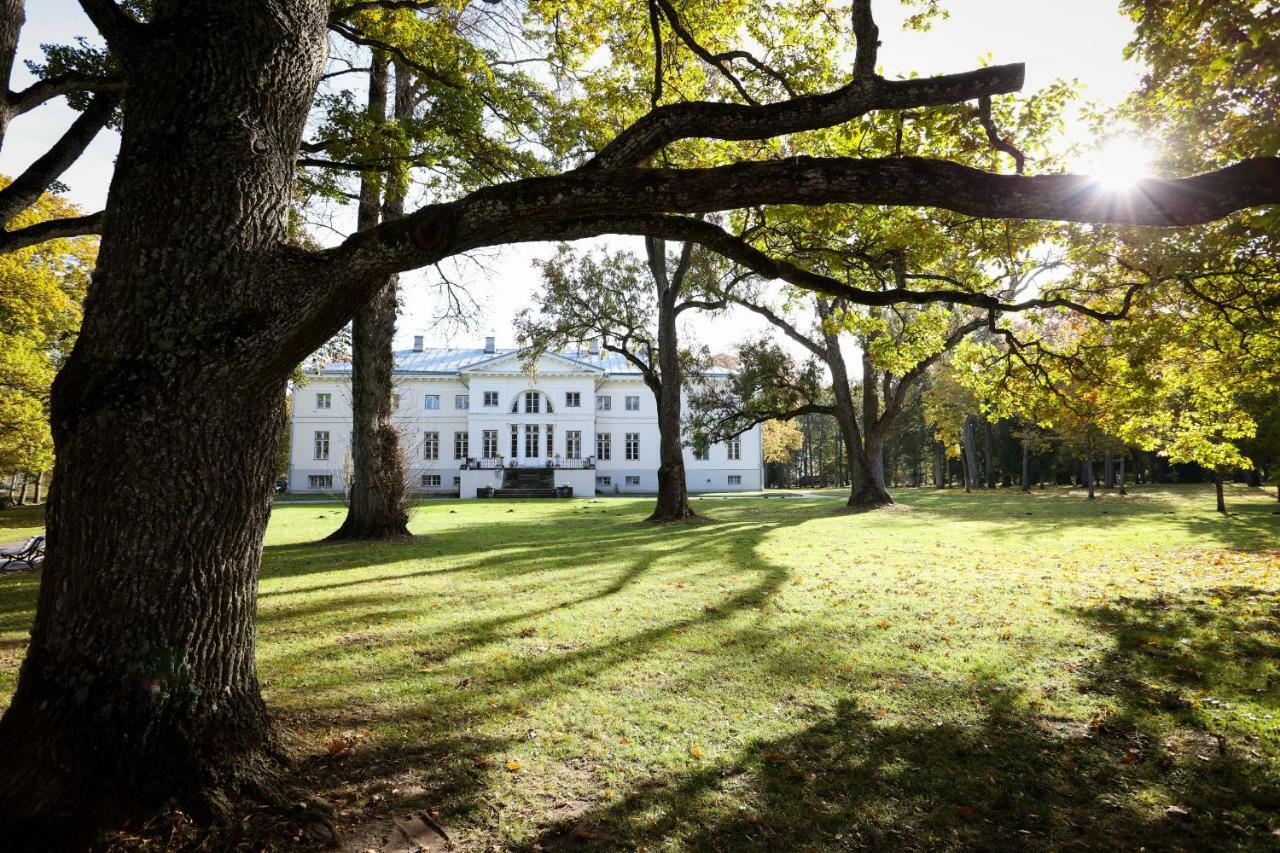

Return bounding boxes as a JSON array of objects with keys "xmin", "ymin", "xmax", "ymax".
[
  {"xmin": 30, "ymin": 471, "xmax": 42, "ymax": 504},
  {"xmin": 0, "ymin": 5, "xmax": 330, "ymax": 843},
  {"xmin": 1214, "ymin": 468, "xmax": 1227, "ymax": 514},
  {"xmin": 1118, "ymin": 455, "xmax": 1127, "ymax": 495},
  {"xmin": 982, "ymin": 418, "xmax": 995, "ymax": 488},
  {"xmin": 16, "ymin": 472, "xmax": 28, "ymax": 505},
  {"xmin": 933, "ymin": 443, "xmax": 945, "ymax": 488},
  {"xmin": 646, "ymin": 238, "xmax": 696, "ymax": 523},
  {"xmin": 329, "ymin": 54, "xmax": 409, "ymax": 541},
  {"xmin": 962, "ymin": 416, "xmax": 980, "ymax": 492},
  {"xmin": 1020, "ymin": 431, "xmax": 1031, "ymax": 492},
  {"xmin": 1084, "ymin": 459, "xmax": 1096, "ymax": 499},
  {"xmin": 1104, "ymin": 452, "xmax": 1115, "ymax": 489}
]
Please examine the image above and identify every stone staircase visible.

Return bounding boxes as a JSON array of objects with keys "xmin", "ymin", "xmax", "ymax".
[{"xmin": 492, "ymin": 466, "xmax": 557, "ymax": 498}]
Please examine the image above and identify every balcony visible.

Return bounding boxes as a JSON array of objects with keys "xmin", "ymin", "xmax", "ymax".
[{"xmin": 461, "ymin": 456, "xmax": 595, "ymax": 470}]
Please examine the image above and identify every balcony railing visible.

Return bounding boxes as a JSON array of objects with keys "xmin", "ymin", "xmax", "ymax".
[{"xmin": 460, "ymin": 456, "xmax": 595, "ymax": 470}]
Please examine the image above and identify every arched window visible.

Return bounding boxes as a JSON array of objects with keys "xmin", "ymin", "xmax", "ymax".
[{"xmin": 510, "ymin": 390, "xmax": 553, "ymax": 414}]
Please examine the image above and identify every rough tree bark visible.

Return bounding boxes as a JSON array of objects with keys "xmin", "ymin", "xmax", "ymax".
[
  {"xmin": 0, "ymin": 0, "xmax": 22, "ymax": 149},
  {"xmin": 328, "ymin": 53, "xmax": 410, "ymax": 541},
  {"xmin": 645, "ymin": 238, "xmax": 698, "ymax": 522},
  {"xmin": 0, "ymin": 4, "xmax": 330, "ymax": 844}
]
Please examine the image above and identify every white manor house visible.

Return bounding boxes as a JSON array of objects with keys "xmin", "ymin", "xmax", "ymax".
[{"xmin": 288, "ymin": 336, "xmax": 764, "ymax": 498}]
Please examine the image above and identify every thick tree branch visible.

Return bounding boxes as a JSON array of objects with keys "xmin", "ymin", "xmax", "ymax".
[
  {"xmin": 9, "ymin": 72, "xmax": 125, "ymax": 115},
  {"xmin": 851, "ymin": 0, "xmax": 879, "ymax": 80},
  {"xmin": 323, "ymin": 155, "xmax": 1278, "ymax": 323},
  {"xmin": 77, "ymin": 0, "xmax": 145, "ymax": 54},
  {"xmin": 0, "ymin": 211, "xmax": 101, "ymax": 253},
  {"xmin": 329, "ymin": 0, "xmax": 447, "ymax": 23},
  {"xmin": 0, "ymin": 94, "xmax": 117, "ymax": 228},
  {"xmin": 588, "ymin": 64, "xmax": 1026, "ymax": 169}
]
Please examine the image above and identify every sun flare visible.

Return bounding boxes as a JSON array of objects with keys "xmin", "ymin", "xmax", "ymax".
[{"xmin": 1087, "ymin": 137, "xmax": 1156, "ymax": 190}]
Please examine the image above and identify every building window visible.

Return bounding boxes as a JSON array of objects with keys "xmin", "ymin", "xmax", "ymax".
[
  {"xmin": 308, "ymin": 474, "xmax": 333, "ymax": 489},
  {"xmin": 483, "ymin": 391, "xmax": 499, "ymax": 407},
  {"xmin": 565, "ymin": 391, "xmax": 581, "ymax": 407},
  {"xmin": 546, "ymin": 424, "xmax": 554, "ymax": 457},
  {"xmin": 316, "ymin": 392, "xmax": 331, "ymax": 409},
  {"xmin": 424, "ymin": 394, "xmax": 440, "ymax": 410},
  {"xmin": 596, "ymin": 432, "xmax": 611, "ymax": 460},
  {"xmin": 314, "ymin": 431, "xmax": 330, "ymax": 460},
  {"xmin": 524, "ymin": 391, "xmax": 540, "ymax": 414},
  {"xmin": 482, "ymin": 429, "xmax": 498, "ymax": 459},
  {"xmin": 454, "ymin": 431, "xmax": 468, "ymax": 460},
  {"xmin": 626, "ymin": 475, "xmax": 640, "ymax": 486},
  {"xmin": 728, "ymin": 437, "xmax": 741, "ymax": 460},
  {"xmin": 596, "ymin": 476, "xmax": 612, "ymax": 487},
  {"xmin": 566, "ymin": 430, "xmax": 581, "ymax": 459},
  {"xmin": 596, "ymin": 395, "xmax": 611, "ymax": 411},
  {"xmin": 452, "ymin": 476, "xmax": 461, "ymax": 487},
  {"xmin": 728, "ymin": 475, "xmax": 743, "ymax": 485},
  {"xmin": 423, "ymin": 431, "xmax": 439, "ymax": 460},
  {"xmin": 625, "ymin": 395, "xmax": 640, "ymax": 411},
  {"xmin": 625, "ymin": 432, "xmax": 640, "ymax": 460},
  {"xmin": 524, "ymin": 424, "xmax": 539, "ymax": 457},
  {"xmin": 422, "ymin": 474, "xmax": 441, "ymax": 487},
  {"xmin": 455, "ymin": 394, "xmax": 469, "ymax": 410},
  {"xmin": 693, "ymin": 446, "xmax": 709, "ymax": 461},
  {"xmin": 510, "ymin": 424, "xmax": 518, "ymax": 457}
]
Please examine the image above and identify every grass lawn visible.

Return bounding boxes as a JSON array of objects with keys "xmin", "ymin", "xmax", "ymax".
[{"xmin": 1, "ymin": 484, "xmax": 1279, "ymax": 850}]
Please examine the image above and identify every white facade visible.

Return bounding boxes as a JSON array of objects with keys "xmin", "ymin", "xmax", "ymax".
[{"xmin": 289, "ymin": 342, "xmax": 764, "ymax": 497}]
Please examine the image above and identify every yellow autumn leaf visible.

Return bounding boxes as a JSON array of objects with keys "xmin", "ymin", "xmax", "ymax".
[
  {"xmin": 506, "ymin": 759, "xmax": 521, "ymax": 771},
  {"xmin": 689, "ymin": 745, "xmax": 703, "ymax": 759}
]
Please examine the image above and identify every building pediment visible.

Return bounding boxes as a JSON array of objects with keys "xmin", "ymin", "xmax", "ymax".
[{"xmin": 461, "ymin": 350, "xmax": 603, "ymax": 376}]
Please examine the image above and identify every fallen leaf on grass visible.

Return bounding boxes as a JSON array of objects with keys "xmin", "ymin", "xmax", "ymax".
[{"xmin": 506, "ymin": 759, "xmax": 521, "ymax": 772}]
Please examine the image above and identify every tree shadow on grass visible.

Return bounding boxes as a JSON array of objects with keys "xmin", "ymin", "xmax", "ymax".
[
  {"xmin": 894, "ymin": 486, "xmax": 1280, "ymax": 551},
  {"xmin": 510, "ymin": 586, "xmax": 1280, "ymax": 852},
  {"xmin": 249, "ymin": 502, "xmax": 813, "ymax": 847}
]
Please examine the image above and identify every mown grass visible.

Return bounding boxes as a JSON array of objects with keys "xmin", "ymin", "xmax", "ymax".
[{"xmin": 1, "ymin": 484, "xmax": 1279, "ymax": 850}]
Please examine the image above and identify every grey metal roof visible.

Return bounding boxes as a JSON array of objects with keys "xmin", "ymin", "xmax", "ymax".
[
  {"xmin": 315, "ymin": 347, "xmax": 643, "ymax": 376},
  {"xmin": 314, "ymin": 346, "xmax": 730, "ymax": 378}
]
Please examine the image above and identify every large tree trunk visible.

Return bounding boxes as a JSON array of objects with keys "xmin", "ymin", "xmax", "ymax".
[
  {"xmin": 0, "ymin": 0, "xmax": 22, "ymax": 150},
  {"xmin": 820, "ymin": 304, "xmax": 890, "ymax": 508},
  {"xmin": 933, "ymin": 443, "xmax": 946, "ymax": 488},
  {"xmin": 1214, "ymin": 468, "xmax": 1227, "ymax": 514},
  {"xmin": 1118, "ymin": 455, "xmax": 1127, "ymax": 495},
  {"xmin": 328, "ymin": 54, "xmax": 410, "ymax": 542},
  {"xmin": 646, "ymin": 239, "xmax": 696, "ymax": 523},
  {"xmin": 0, "ymin": 4, "xmax": 330, "ymax": 844},
  {"xmin": 1104, "ymin": 452, "xmax": 1115, "ymax": 489}
]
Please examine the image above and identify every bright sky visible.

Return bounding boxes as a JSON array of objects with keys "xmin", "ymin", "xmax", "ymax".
[{"xmin": 1, "ymin": 0, "xmax": 1145, "ymax": 357}]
